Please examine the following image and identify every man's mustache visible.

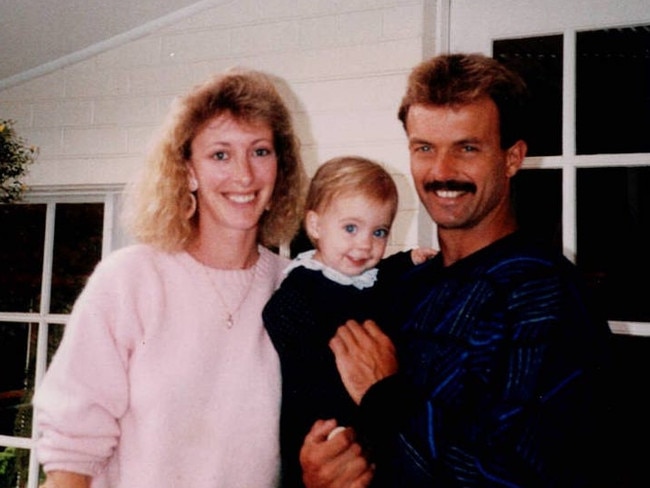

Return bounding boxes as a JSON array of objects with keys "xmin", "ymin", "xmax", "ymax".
[{"xmin": 423, "ymin": 180, "xmax": 477, "ymax": 193}]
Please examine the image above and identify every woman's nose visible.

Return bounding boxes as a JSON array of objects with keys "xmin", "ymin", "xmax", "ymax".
[{"xmin": 232, "ymin": 155, "xmax": 253, "ymax": 185}]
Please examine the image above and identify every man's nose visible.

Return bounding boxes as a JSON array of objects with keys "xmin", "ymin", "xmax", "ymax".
[{"xmin": 427, "ymin": 150, "xmax": 457, "ymax": 180}]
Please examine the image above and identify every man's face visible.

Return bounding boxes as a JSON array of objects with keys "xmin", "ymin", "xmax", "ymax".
[{"xmin": 406, "ymin": 98, "xmax": 524, "ymax": 233}]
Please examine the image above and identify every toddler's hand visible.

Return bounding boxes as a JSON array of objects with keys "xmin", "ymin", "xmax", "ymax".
[{"xmin": 411, "ymin": 247, "xmax": 438, "ymax": 265}]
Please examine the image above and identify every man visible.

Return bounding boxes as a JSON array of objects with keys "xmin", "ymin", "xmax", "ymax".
[{"xmin": 299, "ymin": 53, "xmax": 613, "ymax": 487}]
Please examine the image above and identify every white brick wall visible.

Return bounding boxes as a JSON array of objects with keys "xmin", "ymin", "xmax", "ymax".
[{"xmin": 0, "ymin": 0, "xmax": 438, "ymax": 252}]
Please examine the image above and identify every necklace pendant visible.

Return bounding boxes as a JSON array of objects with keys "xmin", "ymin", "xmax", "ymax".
[{"xmin": 196, "ymin": 255, "xmax": 257, "ymax": 330}]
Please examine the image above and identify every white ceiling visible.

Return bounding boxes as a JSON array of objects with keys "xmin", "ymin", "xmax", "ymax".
[{"xmin": 0, "ymin": 0, "xmax": 206, "ymax": 88}]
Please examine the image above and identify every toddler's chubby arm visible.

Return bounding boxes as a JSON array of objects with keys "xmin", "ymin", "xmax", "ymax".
[{"xmin": 410, "ymin": 247, "xmax": 438, "ymax": 265}]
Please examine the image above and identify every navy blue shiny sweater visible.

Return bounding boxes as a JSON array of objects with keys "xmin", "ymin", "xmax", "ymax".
[{"xmin": 360, "ymin": 232, "xmax": 614, "ymax": 487}]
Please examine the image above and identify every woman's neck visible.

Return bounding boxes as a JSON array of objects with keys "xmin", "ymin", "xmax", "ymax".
[{"xmin": 187, "ymin": 231, "xmax": 259, "ymax": 270}]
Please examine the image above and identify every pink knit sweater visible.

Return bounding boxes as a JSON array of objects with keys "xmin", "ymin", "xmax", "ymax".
[{"xmin": 34, "ymin": 244, "xmax": 288, "ymax": 488}]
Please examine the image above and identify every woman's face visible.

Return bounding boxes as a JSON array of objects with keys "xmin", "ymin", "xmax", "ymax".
[{"xmin": 188, "ymin": 112, "xmax": 278, "ymax": 238}]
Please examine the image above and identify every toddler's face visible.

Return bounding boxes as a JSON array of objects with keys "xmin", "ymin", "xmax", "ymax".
[{"xmin": 306, "ymin": 193, "xmax": 394, "ymax": 276}]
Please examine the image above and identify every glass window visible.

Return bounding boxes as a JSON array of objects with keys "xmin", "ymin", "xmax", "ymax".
[
  {"xmin": 51, "ymin": 203, "xmax": 104, "ymax": 314},
  {"xmin": 0, "ymin": 322, "xmax": 33, "ymax": 437},
  {"xmin": 577, "ymin": 166, "xmax": 650, "ymax": 321},
  {"xmin": 494, "ymin": 28, "xmax": 650, "ymax": 325},
  {"xmin": 494, "ymin": 35, "xmax": 563, "ymax": 157},
  {"xmin": 0, "ymin": 446, "xmax": 35, "ymax": 487},
  {"xmin": 576, "ymin": 25, "xmax": 650, "ymax": 155},
  {"xmin": 0, "ymin": 196, "xmax": 111, "ymax": 488},
  {"xmin": 511, "ymin": 168, "xmax": 563, "ymax": 251},
  {"xmin": 47, "ymin": 323, "xmax": 66, "ymax": 366},
  {"xmin": 0, "ymin": 204, "xmax": 45, "ymax": 313}
]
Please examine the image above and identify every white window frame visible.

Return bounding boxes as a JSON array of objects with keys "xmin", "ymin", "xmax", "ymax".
[{"xmin": 0, "ymin": 185, "xmax": 126, "ymax": 488}]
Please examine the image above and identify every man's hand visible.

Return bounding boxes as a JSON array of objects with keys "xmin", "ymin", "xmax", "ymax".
[
  {"xmin": 329, "ymin": 319, "xmax": 398, "ymax": 404},
  {"xmin": 300, "ymin": 419, "xmax": 374, "ymax": 488}
]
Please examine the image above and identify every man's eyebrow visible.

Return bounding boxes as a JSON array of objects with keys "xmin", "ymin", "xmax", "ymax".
[
  {"xmin": 455, "ymin": 137, "xmax": 481, "ymax": 145},
  {"xmin": 408, "ymin": 136, "xmax": 431, "ymax": 145}
]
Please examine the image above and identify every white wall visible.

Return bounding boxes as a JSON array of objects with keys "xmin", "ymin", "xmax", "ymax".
[{"xmin": 0, "ymin": 0, "xmax": 438, "ymax": 254}]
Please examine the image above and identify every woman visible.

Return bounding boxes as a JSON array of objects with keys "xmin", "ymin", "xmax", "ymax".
[{"xmin": 33, "ymin": 68, "xmax": 307, "ymax": 488}]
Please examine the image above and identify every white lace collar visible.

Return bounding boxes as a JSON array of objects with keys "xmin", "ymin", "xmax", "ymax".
[{"xmin": 284, "ymin": 250, "xmax": 378, "ymax": 290}]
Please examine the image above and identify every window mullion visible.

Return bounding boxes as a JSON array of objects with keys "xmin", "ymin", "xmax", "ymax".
[
  {"xmin": 27, "ymin": 201, "xmax": 57, "ymax": 487},
  {"xmin": 562, "ymin": 29, "xmax": 577, "ymax": 262}
]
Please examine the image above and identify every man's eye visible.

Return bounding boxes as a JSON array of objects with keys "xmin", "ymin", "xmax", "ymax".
[
  {"xmin": 414, "ymin": 144, "xmax": 432, "ymax": 153},
  {"xmin": 462, "ymin": 145, "xmax": 478, "ymax": 153},
  {"xmin": 373, "ymin": 228, "xmax": 389, "ymax": 238},
  {"xmin": 344, "ymin": 224, "xmax": 357, "ymax": 234}
]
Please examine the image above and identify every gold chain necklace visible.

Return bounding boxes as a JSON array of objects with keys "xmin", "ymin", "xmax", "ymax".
[{"xmin": 200, "ymin": 261, "xmax": 258, "ymax": 329}]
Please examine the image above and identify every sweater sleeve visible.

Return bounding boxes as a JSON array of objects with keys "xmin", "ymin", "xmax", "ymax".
[
  {"xmin": 357, "ymin": 373, "xmax": 417, "ymax": 439},
  {"xmin": 33, "ymin": 246, "xmax": 151, "ymax": 476},
  {"xmin": 376, "ymin": 250, "xmax": 415, "ymax": 283}
]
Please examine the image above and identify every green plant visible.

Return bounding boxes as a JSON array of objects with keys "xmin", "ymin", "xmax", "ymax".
[
  {"xmin": 0, "ymin": 119, "xmax": 38, "ymax": 203},
  {"xmin": 0, "ymin": 447, "xmax": 17, "ymax": 485}
]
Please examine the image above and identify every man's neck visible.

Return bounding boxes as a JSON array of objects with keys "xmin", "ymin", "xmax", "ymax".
[{"xmin": 438, "ymin": 220, "xmax": 517, "ymax": 267}]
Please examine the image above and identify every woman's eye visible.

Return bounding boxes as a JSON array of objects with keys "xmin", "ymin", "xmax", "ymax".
[
  {"xmin": 344, "ymin": 224, "xmax": 357, "ymax": 234},
  {"xmin": 212, "ymin": 151, "xmax": 228, "ymax": 161},
  {"xmin": 374, "ymin": 228, "xmax": 389, "ymax": 238},
  {"xmin": 254, "ymin": 147, "xmax": 272, "ymax": 157}
]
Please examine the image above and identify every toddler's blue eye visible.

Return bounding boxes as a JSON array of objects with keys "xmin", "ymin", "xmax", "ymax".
[
  {"xmin": 374, "ymin": 228, "xmax": 389, "ymax": 238},
  {"xmin": 344, "ymin": 224, "xmax": 357, "ymax": 234}
]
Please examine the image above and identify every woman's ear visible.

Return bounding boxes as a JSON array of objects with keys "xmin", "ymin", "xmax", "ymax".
[
  {"xmin": 187, "ymin": 165, "xmax": 199, "ymax": 192},
  {"xmin": 304, "ymin": 210, "xmax": 320, "ymax": 241}
]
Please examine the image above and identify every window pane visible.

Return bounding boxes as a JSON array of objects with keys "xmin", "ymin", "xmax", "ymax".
[
  {"xmin": 577, "ymin": 167, "xmax": 650, "ymax": 321},
  {"xmin": 511, "ymin": 168, "xmax": 563, "ymax": 251},
  {"xmin": 0, "ymin": 322, "xmax": 34, "ymax": 438},
  {"xmin": 47, "ymin": 323, "xmax": 65, "ymax": 366},
  {"xmin": 0, "ymin": 204, "xmax": 45, "ymax": 312},
  {"xmin": 494, "ymin": 35, "xmax": 563, "ymax": 157},
  {"xmin": 51, "ymin": 203, "xmax": 104, "ymax": 314},
  {"xmin": 0, "ymin": 446, "xmax": 34, "ymax": 487},
  {"xmin": 576, "ymin": 25, "xmax": 650, "ymax": 154}
]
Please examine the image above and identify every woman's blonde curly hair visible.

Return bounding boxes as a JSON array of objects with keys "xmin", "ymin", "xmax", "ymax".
[{"xmin": 123, "ymin": 68, "xmax": 307, "ymax": 252}]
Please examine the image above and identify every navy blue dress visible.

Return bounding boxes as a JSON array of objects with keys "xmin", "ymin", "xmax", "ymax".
[{"xmin": 263, "ymin": 251, "xmax": 415, "ymax": 488}]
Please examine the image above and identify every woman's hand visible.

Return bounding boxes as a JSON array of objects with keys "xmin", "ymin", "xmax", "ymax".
[{"xmin": 40, "ymin": 471, "xmax": 91, "ymax": 488}]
